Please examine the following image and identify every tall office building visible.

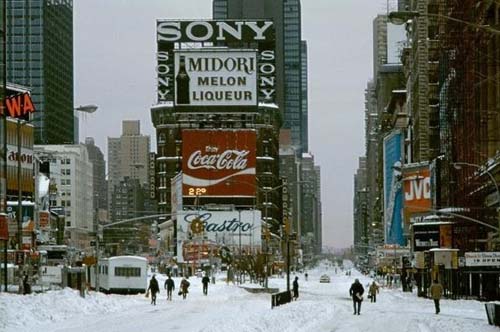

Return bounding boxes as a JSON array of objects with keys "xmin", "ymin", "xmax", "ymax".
[
  {"xmin": 213, "ymin": 0, "xmax": 305, "ymax": 152},
  {"xmin": 107, "ymin": 121, "xmax": 150, "ymax": 219},
  {"xmin": 301, "ymin": 40, "xmax": 308, "ymax": 154},
  {"xmin": 6, "ymin": 0, "xmax": 74, "ymax": 144}
]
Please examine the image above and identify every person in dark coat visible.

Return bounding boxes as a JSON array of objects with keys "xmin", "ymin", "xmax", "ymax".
[
  {"xmin": 147, "ymin": 275, "xmax": 160, "ymax": 305},
  {"xmin": 164, "ymin": 275, "xmax": 175, "ymax": 301},
  {"xmin": 180, "ymin": 277, "xmax": 190, "ymax": 299},
  {"xmin": 292, "ymin": 276, "xmax": 299, "ymax": 300},
  {"xmin": 202, "ymin": 274, "xmax": 210, "ymax": 295},
  {"xmin": 349, "ymin": 278, "xmax": 365, "ymax": 315},
  {"xmin": 22, "ymin": 274, "xmax": 31, "ymax": 295}
]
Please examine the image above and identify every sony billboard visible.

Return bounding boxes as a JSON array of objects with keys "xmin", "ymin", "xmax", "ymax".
[
  {"xmin": 174, "ymin": 49, "xmax": 257, "ymax": 106},
  {"xmin": 182, "ymin": 129, "xmax": 256, "ymax": 197},
  {"xmin": 156, "ymin": 20, "xmax": 276, "ymax": 106}
]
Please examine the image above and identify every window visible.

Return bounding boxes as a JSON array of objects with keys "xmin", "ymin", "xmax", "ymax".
[{"xmin": 115, "ymin": 267, "xmax": 141, "ymax": 277}]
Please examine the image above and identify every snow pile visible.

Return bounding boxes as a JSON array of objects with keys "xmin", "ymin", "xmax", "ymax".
[{"xmin": 0, "ymin": 288, "xmax": 143, "ymax": 332}]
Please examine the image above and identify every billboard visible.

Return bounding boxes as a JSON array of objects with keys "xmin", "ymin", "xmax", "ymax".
[
  {"xmin": 182, "ymin": 130, "xmax": 256, "ymax": 197},
  {"xmin": 383, "ymin": 130, "xmax": 404, "ymax": 245},
  {"xmin": 403, "ymin": 163, "xmax": 431, "ymax": 230},
  {"xmin": 156, "ymin": 20, "xmax": 276, "ymax": 105},
  {"xmin": 176, "ymin": 210, "xmax": 262, "ymax": 263},
  {"xmin": 174, "ymin": 49, "xmax": 257, "ymax": 106}
]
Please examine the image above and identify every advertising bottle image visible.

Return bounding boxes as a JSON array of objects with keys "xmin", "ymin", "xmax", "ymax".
[{"xmin": 176, "ymin": 55, "xmax": 190, "ymax": 104}]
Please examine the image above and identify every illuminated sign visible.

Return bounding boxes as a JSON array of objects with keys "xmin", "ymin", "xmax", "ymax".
[
  {"xmin": 4, "ymin": 93, "xmax": 35, "ymax": 118},
  {"xmin": 182, "ymin": 130, "xmax": 256, "ymax": 197}
]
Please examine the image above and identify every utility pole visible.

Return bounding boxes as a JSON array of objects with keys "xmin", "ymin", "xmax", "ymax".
[{"xmin": 264, "ymin": 190, "xmax": 268, "ymax": 289}]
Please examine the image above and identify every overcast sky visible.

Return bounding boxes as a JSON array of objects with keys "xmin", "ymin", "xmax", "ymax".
[{"xmin": 74, "ymin": 0, "xmax": 386, "ymax": 249}]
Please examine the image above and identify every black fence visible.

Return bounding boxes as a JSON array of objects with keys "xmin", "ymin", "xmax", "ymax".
[
  {"xmin": 271, "ymin": 290, "xmax": 291, "ymax": 309},
  {"xmin": 485, "ymin": 303, "xmax": 500, "ymax": 327}
]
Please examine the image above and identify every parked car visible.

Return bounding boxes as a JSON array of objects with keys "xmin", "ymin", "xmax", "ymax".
[{"xmin": 319, "ymin": 274, "xmax": 331, "ymax": 283}]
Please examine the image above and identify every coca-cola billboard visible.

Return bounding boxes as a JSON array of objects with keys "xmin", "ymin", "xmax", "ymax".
[{"xmin": 182, "ymin": 130, "xmax": 256, "ymax": 197}]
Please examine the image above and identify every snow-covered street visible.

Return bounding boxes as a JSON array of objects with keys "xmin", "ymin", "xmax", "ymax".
[{"xmin": 1, "ymin": 262, "xmax": 496, "ymax": 332}]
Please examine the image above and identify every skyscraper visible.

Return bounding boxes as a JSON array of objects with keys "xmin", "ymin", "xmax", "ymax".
[
  {"xmin": 301, "ymin": 40, "xmax": 308, "ymax": 153},
  {"xmin": 6, "ymin": 0, "xmax": 74, "ymax": 144},
  {"xmin": 213, "ymin": 0, "xmax": 305, "ymax": 152},
  {"xmin": 107, "ymin": 120, "xmax": 150, "ymax": 220}
]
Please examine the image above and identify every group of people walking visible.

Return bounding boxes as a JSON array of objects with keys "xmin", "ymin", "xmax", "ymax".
[
  {"xmin": 349, "ymin": 277, "xmax": 444, "ymax": 316},
  {"xmin": 147, "ymin": 273, "xmax": 212, "ymax": 304}
]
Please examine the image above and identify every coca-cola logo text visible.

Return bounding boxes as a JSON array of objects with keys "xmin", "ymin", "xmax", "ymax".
[{"xmin": 187, "ymin": 149, "xmax": 249, "ymax": 170}]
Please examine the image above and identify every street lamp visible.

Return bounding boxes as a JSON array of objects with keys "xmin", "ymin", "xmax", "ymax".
[
  {"xmin": 388, "ymin": 11, "xmax": 500, "ymax": 35},
  {"xmin": 75, "ymin": 104, "xmax": 98, "ymax": 114}
]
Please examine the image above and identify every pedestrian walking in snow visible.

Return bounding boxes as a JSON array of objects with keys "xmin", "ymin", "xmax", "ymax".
[
  {"xmin": 180, "ymin": 277, "xmax": 190, "ymax": 299},
  {"xmin": 164, "ymin": 275, "xmax": 175, "ymax": 301},
  {"xmin": 304, "ymin": 272, "xmax": 308, "ymax": 281},
  {"xmin": 292, "ymin": 276, "xmax": 299, "ymax": 300},
  {"xmin": 369, "ymin": 281, "xmax": 379, "ymax": 303},
  {"xmin": 202, "ymin": 274, "xmax": 210, "ymax": 295},
  {"xmin": 429, "ymin": 279, "xmax": 443, "ymax": 314},
  {"xmin": 349, "ymin": 278, "xmax": 364, "ymax": 315},
  {"xmin": 147, "ymin": 275, "xmax": 160, "ymax": 305}
]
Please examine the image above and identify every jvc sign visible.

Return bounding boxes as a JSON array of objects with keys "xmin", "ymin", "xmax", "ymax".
[
  {"xmin": 404, "ymin": 176, "xmax": 430, "ymax": 201},
  {"xmin": 403, "ymin": 164, "xmax": 432, "ymax": 229}
]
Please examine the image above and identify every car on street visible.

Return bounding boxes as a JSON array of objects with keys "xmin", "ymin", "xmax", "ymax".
[{"xmin": 319, "ymin": 274, "xmax": 331, "ymax": 283}]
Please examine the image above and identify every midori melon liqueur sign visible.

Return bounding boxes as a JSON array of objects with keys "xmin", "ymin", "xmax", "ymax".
[{"xmin": 174, "ymin": 49, "xmax": 257, "ymax": 106}]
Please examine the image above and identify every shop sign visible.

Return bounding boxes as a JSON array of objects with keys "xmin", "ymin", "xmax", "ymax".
[
  {"xmin": 4, "ymin": 92, "xmax": 35, "ymax": 118},
  {"xmin": 465, "ymin": 252, "xmax": 500, "ymax": 267}
]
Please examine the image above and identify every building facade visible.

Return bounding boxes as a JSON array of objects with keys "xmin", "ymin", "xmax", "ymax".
[
  {"xmin": 84, "ymin": 137, "xmax": 107, "ymax": 217},
  {"xmin": 35, "ymin": 144, "xmax": 93, "ymax": 250},
  {"xmin": 6, "ymin": 0, "xmax": 74, "ymax": 144}
]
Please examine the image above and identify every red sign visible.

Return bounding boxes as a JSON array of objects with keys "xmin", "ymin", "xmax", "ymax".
[
  {"xmin": 4, "ymin": 92, "xmax": 35, "ymax": 118},
  {"xmin": 403, "ymin": 164, "xmax": 431, "ymax": 227},
  {"xmin": 0, "ymin": 214, "xmax": 8, "ymax": 240},
  {"xmin": 182, "ymin": 130, "xmax": 256, "ymax": 197}
]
